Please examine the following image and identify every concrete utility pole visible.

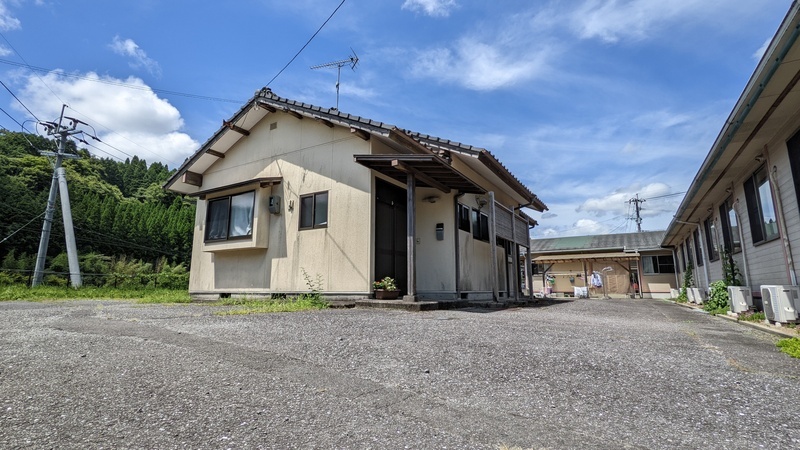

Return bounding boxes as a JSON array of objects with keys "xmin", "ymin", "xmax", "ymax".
[
  {"xmin": 32, "ymin": 105, "xmax": 83, "ymax": 288},
  {"xmin": 628, "ymin": 194, "xmax": 646, "ymax": 233}
]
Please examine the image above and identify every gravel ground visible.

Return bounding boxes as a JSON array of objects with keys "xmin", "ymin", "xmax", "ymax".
[{"xmin": 0, "ymin": 298, "xmax": 798, "ymax": 449}]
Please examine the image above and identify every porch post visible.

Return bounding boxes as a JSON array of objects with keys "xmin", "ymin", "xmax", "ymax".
[
  {"xmin": 488, "ymin": 191, "xmax": 499, "ymax": 301},
  {"xmin": 405, "ymin": 174, "xmax": 417, "ymax": 302},
  {"xmin": 526, "ymin": 245, "xmax": 533, "ymax": 300},
  {"xmin": 511, "ymin": 216, "xmax": 519, "ymax": 301}
]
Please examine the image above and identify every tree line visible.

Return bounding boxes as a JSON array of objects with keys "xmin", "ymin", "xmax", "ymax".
[{"xmin": 0, "ymin": 131, "xmax": 195, "ymax": 286}]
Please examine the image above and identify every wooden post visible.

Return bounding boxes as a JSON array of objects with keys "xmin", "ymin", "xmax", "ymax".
[
  {"xmin": 454, "ymin": 195, "xmax": 462, "ymax": 300},
  {"xmin": 526, "ymin": 245, "xmax": 533, "ymax": 301},
  {"xmin": 405, "ymin": 175, "xmax": 417, "ymax": 302},
  {"xmin": 488, "ymin": 191, "xmax": 499, "ymax": 302},
  {"xmin": 511, "ymin": 215, "xmax": 518, "ymax": 301}
]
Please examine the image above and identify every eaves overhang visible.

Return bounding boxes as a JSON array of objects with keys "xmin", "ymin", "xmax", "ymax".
[{"xmin": 663, "ymin": 2, "xmax": 800, "ymax": 247}]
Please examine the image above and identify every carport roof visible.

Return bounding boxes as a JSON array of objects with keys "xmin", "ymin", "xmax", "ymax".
[
  {"xmin": 353, "ymin": 154, "xmax": 485, "ymax": 194},
  {"xmin": 532, "ymin": 252, "xmax": 640, "ymax": 263}
]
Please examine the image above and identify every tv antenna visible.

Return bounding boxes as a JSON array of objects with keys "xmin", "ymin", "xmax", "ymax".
[{"xmin": 311, "ymin": 49, "xmax": 359, "ymax": 110}]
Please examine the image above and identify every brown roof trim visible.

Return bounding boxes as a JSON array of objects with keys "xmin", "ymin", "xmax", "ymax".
[{"xmin": 532, "ymin": 251, "xmax": 640, "ymax": 263}]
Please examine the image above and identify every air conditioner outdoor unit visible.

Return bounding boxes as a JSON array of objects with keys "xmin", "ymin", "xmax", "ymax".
[
  {"xmin": 727, "ymin": 286, "xmax": 752, "ymax": 314},
  {"xmin": 761, "ymin": 285, "xmax": 799, "ymax": 323},
  {"xmin": 690, "ymin": 288, "xmax": 705, "ymax": 305}
]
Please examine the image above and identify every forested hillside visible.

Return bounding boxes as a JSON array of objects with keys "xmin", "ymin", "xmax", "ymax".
[{"xmin": 0, "ymin": 131, "xmax": 195, "ymax": 285}]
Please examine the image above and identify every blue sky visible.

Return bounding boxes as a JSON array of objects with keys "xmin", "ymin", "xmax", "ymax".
[{"xmin": 0, "ymin": 0, "xmax": 792, "ymax": 237}]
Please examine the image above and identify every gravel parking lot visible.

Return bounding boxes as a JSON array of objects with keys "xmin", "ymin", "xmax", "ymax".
[{"xmin": 0, "ymin": 297, "xmax": 798, "ymax": 449}]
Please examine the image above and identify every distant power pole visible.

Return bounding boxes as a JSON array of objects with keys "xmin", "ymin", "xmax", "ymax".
[
  {"xmin": 628, "ymin": 194, "xmax": 646, "ymax": 233},
  {"xmin": 32, "ymin": 105, "xmax": 83, "ymax": 288}
]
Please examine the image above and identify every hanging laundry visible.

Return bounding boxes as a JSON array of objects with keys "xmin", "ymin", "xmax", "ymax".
[{"xmin": 591, "ymin": 271, "xmax": 603, "ymax": 288}]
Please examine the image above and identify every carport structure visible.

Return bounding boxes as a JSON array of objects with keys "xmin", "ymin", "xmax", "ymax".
[{"xmin": 529, "ymin": 231, "xmax": 677, "ymax": 299}]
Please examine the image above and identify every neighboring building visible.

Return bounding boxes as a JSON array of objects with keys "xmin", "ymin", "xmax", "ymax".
[
  {"xmin": 529, "ymin": 231, "xmax": 676, "ymax": 298},
  {"xmin": 663, "ymin": 3, "xmax": 800, "ymax": 298},
  {"xmin": 164, "ymin": 88, "xmax": 546, "ymax": 301}
]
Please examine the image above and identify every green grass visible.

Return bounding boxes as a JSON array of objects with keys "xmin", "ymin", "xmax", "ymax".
[
  {"xmin": 737, "ymin": 311, "xmax": 766, "ymax": 322},
  {"xmin": 215, "ymin": 294, "xmax": 328, "ymax": 315},
  {"xmin": 0, "ymin": 284, "xmax": 190, "ymax": 304},
  {"xmin": 776, "ymin": 337, "xmax": 800, "ymax": 358}
]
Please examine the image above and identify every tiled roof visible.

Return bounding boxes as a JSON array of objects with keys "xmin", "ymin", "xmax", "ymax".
[
  {"xmin": 166, "ymin": 88, "xmax": 547, "ymax": 211},
  {"xmin": 530, "ymin": 231, "xmax": 666, "ymax": 253}
]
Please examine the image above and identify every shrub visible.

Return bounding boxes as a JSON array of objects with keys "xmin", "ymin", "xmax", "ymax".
[{"xmin": 704, "ymin": 280, "xmax": 729, "ymax": 314}]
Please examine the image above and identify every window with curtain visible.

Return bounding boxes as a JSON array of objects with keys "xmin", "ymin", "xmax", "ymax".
[
  {"xmin": 744, "ymin": 166, "xmax": 779, "ymax": 244},
  {"xmin": 205, "ymin": 191, "xmax": 255, "ymax": 241},
  {"xmin": 299, "ymin": 191, "xmax": 328, "ymax": 230}
]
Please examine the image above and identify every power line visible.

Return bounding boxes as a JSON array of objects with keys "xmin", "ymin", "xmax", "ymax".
[
  {"xmin": 646, "ymin": 192, "xmax": 686, "ymax": 200},
  {"xmin": 265, "ymin": 0, "xmax": 348, "ymax": 87},
  {"xmin": 0, "ymin": 79, "xmax": 39, "ymax": 122},
  {"xmin": 0, "ymin": 32, "xmax": 65, "ymax": 104},
  {"xmin": 0, "ymin": 211, "xmax": 45, "ymax": 244}
]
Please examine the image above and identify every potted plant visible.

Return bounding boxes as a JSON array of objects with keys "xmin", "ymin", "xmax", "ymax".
[{"xmin": 373, "ymin": 276, "xmax": 400, "ymax": 300}]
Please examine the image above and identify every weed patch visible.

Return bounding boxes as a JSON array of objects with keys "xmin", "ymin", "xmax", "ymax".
[
  {"xmin": 738, "ymin": 311, "xmax": 766, "ymax": 322},
  {"xmin": 776, "ymin": 337, "xmax": 800, "ymax": 358},
  {"xmin": 0, "ymin": 284, "xmax": 190, "ymax": 303},
  {"xmin": 215, "ymin": 295, "xmax": 327, "ymax": 316}
]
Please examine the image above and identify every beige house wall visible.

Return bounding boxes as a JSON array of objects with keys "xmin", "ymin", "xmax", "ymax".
[{"xmin": 189, "ymin": 114, "xmax": 373, "ymax": 295}]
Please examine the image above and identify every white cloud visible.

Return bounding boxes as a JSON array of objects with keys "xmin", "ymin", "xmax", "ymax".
[
  {"xmin": 0, "ymin": 1, "xmax": 21, "ymax": 31},
  {"xmin": 567, "ymin": 0, "xmax": 723, "ymax": 43},
  {"xmin": 110, "ymin": 36, "xmax": 162, "ymax": 77},
  {"xmin": 411, "ymin": 37, "xmax": 552, "ymax": 90},
  {"xmin": 402, "ymin": 0, "xmax": 457, "ymax": 18},
  {"xmin": 754, "ymin": 37, "xmax": 772, "ymax": 61},
  {"xmin": 577, "ymin": 182, "xmax": 673, "ymax": 217},
  {"xmin": 16, "ymin": 71, "xmax": 197, "ymax": 168}
]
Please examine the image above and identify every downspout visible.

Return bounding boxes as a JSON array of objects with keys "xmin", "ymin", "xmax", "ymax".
[
  {"xmin": 671, "ymin": 247, "xmax": 680, "ymax": 289},
  {"xmin": 769, "ymin": 165, "xmax": 798, "ymax": 285},
  {"xmin": 732, "ymin": 200, "xmax": 752, "ymax": 287}
]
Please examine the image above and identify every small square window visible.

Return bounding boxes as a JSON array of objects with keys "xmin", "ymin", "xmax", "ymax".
[{"xmin": 300, "ymin": 191, "xmax": 329, "ymax": 230}]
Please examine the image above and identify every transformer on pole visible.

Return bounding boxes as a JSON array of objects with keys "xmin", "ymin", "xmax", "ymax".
[{"xmin": 32, "ymin": 104, "xmax": 84, "ymax": 288}]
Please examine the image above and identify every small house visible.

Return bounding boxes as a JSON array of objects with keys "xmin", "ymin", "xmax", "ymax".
[{"xmin": 164, "ymin": 89, "xmax": 547, "ymax": 301}]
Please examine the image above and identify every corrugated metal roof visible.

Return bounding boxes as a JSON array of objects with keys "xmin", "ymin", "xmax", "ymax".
[
  {"xmin": 532, "ymin": 251, "xmax": 641, "ymax": 263},
  {"xmin": 530, "ymin": 231, "xmax": 666, "ymax": 253}
]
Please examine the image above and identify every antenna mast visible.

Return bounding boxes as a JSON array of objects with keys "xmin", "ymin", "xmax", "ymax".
[{"xmin": 311, "ymin": 50, "xmax": 359, "ymax": 110}]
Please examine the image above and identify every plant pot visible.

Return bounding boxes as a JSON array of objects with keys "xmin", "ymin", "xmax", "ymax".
[{"xmin": 374, "ymin": 289, "xmax": 400, "ymax": 300}]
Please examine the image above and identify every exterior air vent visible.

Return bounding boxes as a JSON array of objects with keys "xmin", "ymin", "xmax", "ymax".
[
  {"xmin": 727, "ymin": 286, "xmax": 752, "ymax": 314},
  {"xmin": 761, "ymin": 285, "xmax": 799, "ymax": 324}
]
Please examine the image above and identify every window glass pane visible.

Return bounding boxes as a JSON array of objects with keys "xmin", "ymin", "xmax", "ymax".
[
  {"xmin": 480, "ymin": 213, "xmax": 489, "ymax": 241},
  {"xmin": 458, "ymin": 204, "xmax": 470, "ymax": 232},
  {"xmin": 657, "ymin": 255, "xmax": 675, "ymax": 273},
  {"xmin": 229, "ymin": 191, "xmax": 254, "ymax": 237},
  {"xmin": 300, "ymin": 195, "xmax": 314, "ymax": 229},
  {"xmin": 757, "ymin": 175, "xmax": 779, "ymax": 240},
  {"xmin": 728, "ymin": 202, "xmax": 741, "ymax": 252},
  {"xmin": 643, "ymin": 256, "xmax": 656, "ymax": 274},
  {"xmin": 206, "ymin": 198, "xmax": 230, "ymax": 240},
  {"xmin": 471, "ymin": 209, "xmax": 480, "ymax": 239},
  {"xmin": 314, "ymin": 192, "xmax": 328, "ymax": 227}
]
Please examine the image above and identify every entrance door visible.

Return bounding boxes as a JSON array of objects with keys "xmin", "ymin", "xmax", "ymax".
[{"xmin": 375, "ymin": 179, "xmax": 408, "ymax": 294}]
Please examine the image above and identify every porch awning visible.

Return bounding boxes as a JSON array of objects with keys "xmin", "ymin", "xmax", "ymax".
[
  {"xmin": 354, "ymin": 154, "xmax": 485, "ymax": 194},
  {"xmin": 533, "ymin": 252, "xmax": 640, "ymax": 264}
]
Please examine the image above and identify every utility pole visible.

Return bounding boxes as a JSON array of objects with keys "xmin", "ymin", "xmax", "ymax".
[
  {"xmin": 628, "ymin": 194, "xmax": 646, "ymax": 233},
  {"xmin": 32, "ymin": 105, "xmax": 83, "ymax": 288}
]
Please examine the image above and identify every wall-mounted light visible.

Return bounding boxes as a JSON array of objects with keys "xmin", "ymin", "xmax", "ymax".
[
  {"xmin": 476, "ymin": 197, "xmax": 488, "ymax": 209},
  {"xmin": 423, "ymin": 195, "xmax": 440, "ymax": 204},
  {"xmin": 755, "ymin": 154, "xmax": 766, "ymax": 163}
]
